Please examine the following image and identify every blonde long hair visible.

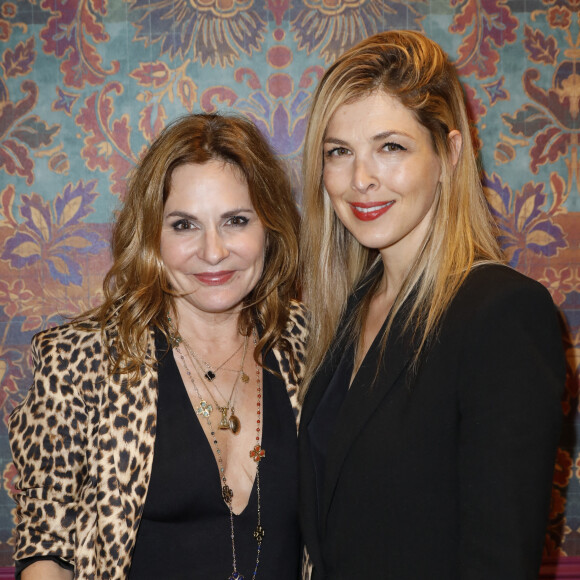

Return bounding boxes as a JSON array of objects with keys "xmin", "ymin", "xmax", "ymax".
[
  {"xmin": 84, "ymin": 113, "xmax": 300, "ymax": 378},
  {"xmin": 300, "ymin": 30, "xmax": 503, "ymax": 395}
]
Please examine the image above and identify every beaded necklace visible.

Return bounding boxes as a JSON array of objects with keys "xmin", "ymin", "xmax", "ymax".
[{"xmin": 174, "ymin": 330, "xmax": 265, "ymax": 580}]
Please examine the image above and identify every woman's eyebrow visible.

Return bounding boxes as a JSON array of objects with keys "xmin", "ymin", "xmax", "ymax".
[
  {"xmin": 164, "ymin": 210, "xmax": 197, "ymax": 220},
  {"xmin": 164, "ymin": 208, "xmax": 255, "ymax": 220},
  {"xmin": 221, "ymin": 208, "xmax": 255, "ymax": 219}
]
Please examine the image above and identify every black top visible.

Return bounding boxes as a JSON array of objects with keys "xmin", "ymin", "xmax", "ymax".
[{"xmin": 128, "ymin": 334, "xmax": 300, "ymax": 579}]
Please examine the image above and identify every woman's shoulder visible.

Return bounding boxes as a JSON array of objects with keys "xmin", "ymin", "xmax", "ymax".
[
  {"xmin": 447, "ymin": 263, "xmax": 560, "ymax": 336},
  {"xmin": 31, "ymin": 319, "xmax": 105, "ymax": 359},
  {"xmin": 459, "ymin": 263, "xmax": 554, "ymax": 307}
]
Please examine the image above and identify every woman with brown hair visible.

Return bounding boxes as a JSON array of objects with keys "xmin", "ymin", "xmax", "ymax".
[
  {"xmin": 298, "ymin": 30, "xmax": 565, "ymax": 579},
  {"xmin": 10, "ymin": 113, "xmax": 307, "ymax": 579}
]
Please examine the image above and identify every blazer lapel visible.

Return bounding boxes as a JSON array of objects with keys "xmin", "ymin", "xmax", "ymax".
[
  {"xmin": 105, "ymin": 330, "xmax": 159, "ymax": 569},
  {"xmin": 299, "ymin": 287, "xmax": 367, "ymax": 575},
  {"xmin": 300, "ymin": 273, "xmax": 375, "ymax": 429},
  {"xmin": 300, "ymin": 344, "xmax": 342, "ymax": 427},
  {"xmin": 299, "ymin": 315, "xmax": 348, "ymax": 575},
  {"xmin": 320, "ymin": 306, "xmax": 414, "ymax": 533}
]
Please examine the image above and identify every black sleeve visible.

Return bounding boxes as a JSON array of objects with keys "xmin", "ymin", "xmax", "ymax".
[{"xmin": 457, "ymin": 278, "xmax": 565, "ymax": 578}]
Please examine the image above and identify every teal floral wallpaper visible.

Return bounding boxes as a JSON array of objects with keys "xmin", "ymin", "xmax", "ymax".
[{"xmin": 0, "ymin": 0, "xmax": 578, "ymax": 573}]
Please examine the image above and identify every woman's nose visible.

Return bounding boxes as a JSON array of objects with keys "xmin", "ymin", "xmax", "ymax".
[
  {"xmin": 199, "ymin": 228, "xmax": 229, "ymax": 264},
  {"xmin": 351, "ymin": 156, "xmax": 378, "ymax": 194}
]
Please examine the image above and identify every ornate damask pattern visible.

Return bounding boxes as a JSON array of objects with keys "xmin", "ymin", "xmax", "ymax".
[
  {"xmin": 290, "ymin": 0, "xmax": 425, "ymax": 63},
  {"xmin": 0, "ymin": 0, "xmax": 578, "ymax": 570},
  {"xmin": 130, "ymin": 0, "xmax": 266, "ymax": 66}
]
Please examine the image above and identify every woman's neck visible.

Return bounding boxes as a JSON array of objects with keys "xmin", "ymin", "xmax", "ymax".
[
  {"xmin": 376, "ymin": 257, "xmax": 406, "ymax": 306},
  {"xmin": 173, "ymin": 303, "xmax": 245, "ymax": 349}
]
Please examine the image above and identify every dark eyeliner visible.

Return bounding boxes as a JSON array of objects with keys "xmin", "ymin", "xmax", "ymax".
[
  {"xmin": 384, "ymin": 141, "xmax": 406, "ymax": 151},
  {"xmin": 171, "ymin": 218, "xmax": 193, "ymax": 230},
  {"xmin": 227, "ymin": 215, "xmax": 249, "ymax": 226}
]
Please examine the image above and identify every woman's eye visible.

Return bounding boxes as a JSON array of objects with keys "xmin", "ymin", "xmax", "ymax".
[
  {"xmin": 226, "ymin": 215, "xmax": 249, "ymax": 226},
  {"xmin": 172, "ymin": 219, "xmax": 196, "ymax": 231},
  {"xmin": 383, "ymin": 142, "xmax": 406, "ymax": 152},
  {"xmin": 325, "ymin": 146, "xmax": 350, "ymax": 158}
]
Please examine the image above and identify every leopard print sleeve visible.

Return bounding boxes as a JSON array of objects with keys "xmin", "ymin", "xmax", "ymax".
[{"xmin": 9, "ymin": 323, "xmax": 101, "ymax": 565}]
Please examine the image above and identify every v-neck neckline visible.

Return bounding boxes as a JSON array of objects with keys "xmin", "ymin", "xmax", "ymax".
[{"xmin": 172, "ymin": 350, "xmax": 261, "ymax": 516}]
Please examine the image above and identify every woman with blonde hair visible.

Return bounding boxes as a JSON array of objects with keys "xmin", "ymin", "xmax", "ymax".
[
  {"xmin": 298, "ymin": 30, "xmax": 564, "ymax": 579},
  {"xmin": 10, "ymin": 113, "xmax": 307, "ymax": 579}
]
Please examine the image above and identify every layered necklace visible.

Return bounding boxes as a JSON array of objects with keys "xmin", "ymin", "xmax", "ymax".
[
  {"xmin": 169, "ymin": 319, "xmax": 265, "ymax": 580},
  {"xmin": 192, "ymin": 339, "xmax": 247, "ymax": 383},
  {"xmin": 182, "ymin": 335, "xmax": 249, "ymax": 435}
]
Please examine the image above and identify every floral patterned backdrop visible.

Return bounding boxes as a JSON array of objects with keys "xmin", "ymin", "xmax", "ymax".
[{"xmin": 0, "ymin": 0, "xmax": 578, "ymax": 573}]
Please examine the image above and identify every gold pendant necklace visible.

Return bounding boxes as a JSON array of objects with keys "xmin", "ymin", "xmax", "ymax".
[
  {"xmin": 181, "ymin": 335, "xmax": 248, "ymax": 434},
  {"xmin": 167, "ymin": 317, "xmax": 249, "ymax": 436}
]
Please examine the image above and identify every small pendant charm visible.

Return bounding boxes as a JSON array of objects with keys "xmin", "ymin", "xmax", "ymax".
[
  {"xmin": 241, "ymin": 372, "xmax": 249, "ymax": 383},
  {"xmin": 250, "ymin": 444, "xmax": 265, "ymax": 463},
  {"xmin": 218, "ymin": 407, "xmax": 231, "ymax": 430},
  {"xmin": 205, "ymin": 370, "xmax": 216, "ymax": 381},
  {"xmin": 222, "ymin": 484, "xmax": 233, "ymax": 504},
  {"xmin": 253, "ymin": 525, "xmax": 265, "ymax": 543},
  {"xmin": 195, "ymin": 400, "xmax": 213, "ymax": 417},
  {"xmin": 229, "ymin": 413, "xmax": 241, "ymax": 434},
  {"xmin": 229, "ymin": 573, "xmax": 244, "ymax": 580}
]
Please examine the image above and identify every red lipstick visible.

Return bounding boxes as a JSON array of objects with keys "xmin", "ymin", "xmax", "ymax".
[
  {"xmin": 349, "ymin": 201, "xmax": 394, "ymax": 221},
  {"xmin": 194, "ymin": 271, "xmax": 235, "ymax": 285}
]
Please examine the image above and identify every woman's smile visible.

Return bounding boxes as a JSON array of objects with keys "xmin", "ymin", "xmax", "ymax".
[
  {"xmin": 349, "ymin": 200, "xmax": 395, "ymax": 221},
  {"xmin": 193, "ymin": 270, "xmax": 235, "ymax": 285}
]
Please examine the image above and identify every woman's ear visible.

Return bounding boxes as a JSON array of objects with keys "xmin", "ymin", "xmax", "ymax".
[{"xmin": 448, "ymin": 130, "xmax": 462, "ymax": 168}]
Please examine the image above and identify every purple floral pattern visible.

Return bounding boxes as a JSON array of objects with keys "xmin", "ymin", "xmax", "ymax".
[
  {"xmin": 1, "ymin": 181, "xmax": 107, "ymax": 286},
  {"xmin": 0, "ymin": 0, "xmax": 578, "ymax": 569},
  {"xmin": 484, "ymin": 172, "xmax": 567, "ymax": 268}
]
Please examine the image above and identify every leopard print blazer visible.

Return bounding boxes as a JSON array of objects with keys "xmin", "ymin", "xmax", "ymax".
[{"xmin": 9, "ymin": 301, "xmax": 307, "ymax": 579}]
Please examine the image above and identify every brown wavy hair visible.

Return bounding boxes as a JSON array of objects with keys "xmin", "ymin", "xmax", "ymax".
[
  {"xmin": 84, "ymin": 113, "xmax": 300, "ymax": 377},
  {"xmin": 300, "ymin": 30, "xmax": 503, "ymax": 395}
]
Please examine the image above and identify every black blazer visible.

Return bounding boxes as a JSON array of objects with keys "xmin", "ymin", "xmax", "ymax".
[{"xmin": 299, "ymin": 264, "xmax": 565, "ymax": 580}]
